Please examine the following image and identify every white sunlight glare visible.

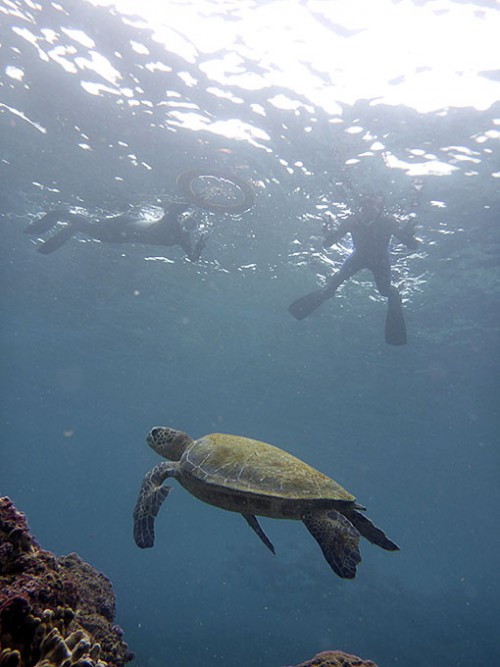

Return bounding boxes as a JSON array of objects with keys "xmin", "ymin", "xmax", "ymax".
[{"xmin": 89, "ymin": 0, "xmax": 500, "ymax": 113}]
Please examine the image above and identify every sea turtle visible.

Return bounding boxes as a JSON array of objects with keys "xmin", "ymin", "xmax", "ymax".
[{"xmin": 133, "ymin": 426, "xmax": 399, "ymax": 578}]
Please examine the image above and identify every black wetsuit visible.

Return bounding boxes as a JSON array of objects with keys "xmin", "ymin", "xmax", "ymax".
[
  {"xmin": 288, "ymin": 211, "xmax": 419, "ymax": 345},
  {"xmin": 26, "ymin": 202, "xmax": 205, "ymax": 261},
  {"xmin": 322, "ymin": 214, "xmax": 418, "ymax": 298}
]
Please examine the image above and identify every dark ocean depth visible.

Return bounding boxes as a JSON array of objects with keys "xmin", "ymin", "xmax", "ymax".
[{"xmin": 1, "ymin": 1, "xmax": 499, "ymax": 666}]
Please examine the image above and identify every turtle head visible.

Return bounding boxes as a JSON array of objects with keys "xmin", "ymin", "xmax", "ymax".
[{"xmin": 147, "ymin": 427, "xmax": 192, "ymax": 461}]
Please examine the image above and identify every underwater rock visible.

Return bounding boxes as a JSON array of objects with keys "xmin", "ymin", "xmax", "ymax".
[
  {"xmin": 289, "ymin": 650, "xmax": 378, "ymax": 667},
  {"xmin": 0, "ymin": 497, "xmax": 133, "ymax": 667}
]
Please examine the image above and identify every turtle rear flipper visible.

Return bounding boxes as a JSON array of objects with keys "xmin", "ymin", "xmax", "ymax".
[
  {"xmin": 345, "ymin": 509, "xmax": 399, "ymax": 551},
  {"xmin": 302, "ymin": 510, "xmax": 361, "ymax": 579},
  {"xmin": 133, "ymin": 462, "xmax": 175, "ymax": 548}
]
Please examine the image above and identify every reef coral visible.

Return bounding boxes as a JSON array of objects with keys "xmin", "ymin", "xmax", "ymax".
[
  {"xmin": 0, "ymin": 497, "xmax": 133, "ymax": 667},
  {"xmin": 0, "ymin": 497, "xmax": 381, "ymax": 667},
  {"xmin": 289, "ymin": 650, "xmax": 379, "ymax": 667}
]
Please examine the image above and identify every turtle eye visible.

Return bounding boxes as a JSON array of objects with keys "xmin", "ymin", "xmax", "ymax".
[{"xmin": 150, "ymin": 427, "xmax": 161, "ymax": 440}]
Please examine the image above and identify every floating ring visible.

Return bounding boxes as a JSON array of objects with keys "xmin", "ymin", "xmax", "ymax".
[{"xmin": 176, "ymin": 169, "xmax": 255, "ymax": 213}]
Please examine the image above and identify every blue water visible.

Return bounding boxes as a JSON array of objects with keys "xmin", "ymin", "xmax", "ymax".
[{"xmin": 1, "ymin": 1, "xmax": 499, "ymax": 666}]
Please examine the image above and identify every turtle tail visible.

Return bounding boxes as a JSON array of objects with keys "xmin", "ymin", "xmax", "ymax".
[{"xmin": 344, "ymin": 509, "xmax": 399, "ymax": 551}]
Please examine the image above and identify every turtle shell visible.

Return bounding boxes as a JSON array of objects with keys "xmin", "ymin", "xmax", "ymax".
[{"xmin": 180, "ymin": 433, "xmax": 355, "ymax": 502}]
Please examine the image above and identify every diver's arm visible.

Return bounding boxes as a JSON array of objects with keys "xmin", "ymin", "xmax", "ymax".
[
  {"xmin": 391, "ymin": 217, "xmax": 420, "ymax": 249},
  {"xmin": 322, "ymin": 218, "xmax": 351, "ymax": 247},
  {"xmin": 179, "ymin": 230, "xmax": 207, "ymax": 262},
  {"xmin": 190, "ymin": 235, "xmax": 207, "ymax": 261}
]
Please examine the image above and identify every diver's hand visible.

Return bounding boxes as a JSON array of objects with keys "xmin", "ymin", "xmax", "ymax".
[
  {"xmin": 188, "ymin": 233, "xmax": 207, "ymax": 261},
  {"xmin": 404, "ymin": 218, "xmax": 418, "ymax": 232},
  {"xmin": 197, "ymin": 232, "xmax": 207, "ymax": 253},
  {"xmin": 322, "ymin": 213, "xmax": 340, "ymax": 247},
  {"xmin": 322, "ymin": 210, "xmax": 336, "ymax": 229},
  {"xmin": 401, "ymin": 219, "xmax": 420, "ymax": 248}
]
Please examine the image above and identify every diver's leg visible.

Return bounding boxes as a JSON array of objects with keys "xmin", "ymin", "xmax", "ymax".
[
  {"xmin": 373, "ymin": 255, "xmax": 407, "ymax": 345},
  {"xmin": 288, "ymin": 253, "xmax": 361, "ymax": 320}
]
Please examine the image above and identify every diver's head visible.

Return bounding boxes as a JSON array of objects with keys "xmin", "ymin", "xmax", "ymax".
[{"xmin": 358, "ymin": 192, "xmax": 385, "ymax": 219}]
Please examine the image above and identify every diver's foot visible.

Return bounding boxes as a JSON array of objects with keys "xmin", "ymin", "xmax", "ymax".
[
  {"xmin": 36, "ymin": 224, "xmax": 78, "ymax": 254},
  {"xmin": 385, "ymin": 290, "xmax": 407, "ymax": 345},
  {"xmin": 288, "ymin": 289, "xmax": 329, "ymax": 320},
  {"xmin": 25, "ymin": 210, "xmax": 67, "ymax": 235}
]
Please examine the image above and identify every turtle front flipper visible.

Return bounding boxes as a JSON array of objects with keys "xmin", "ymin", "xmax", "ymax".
[
  {"xmin": 302, "ymin": 510, "xmax": 361, "ymax": 579},
  {"xmin": 243, "ymin": 514, "xmax": 276, "ymax": 554},
  {"xmin": 133, "ymin": 462, "xmax": 175, "ymax": 549},
  {"xmin": 344, "ymin": 509, "xmax": 400, "ymax": 552}
]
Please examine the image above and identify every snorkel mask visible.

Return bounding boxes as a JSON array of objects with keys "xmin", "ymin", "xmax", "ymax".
[{"xmin": 358, "ymin": 193, "xmax": 385, "ymax": 219}]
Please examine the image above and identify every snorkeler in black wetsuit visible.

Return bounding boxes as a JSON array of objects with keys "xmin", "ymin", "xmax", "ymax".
[
  {"xmin": 288, "ymin": 194, "xmax": 419, "ymax": 345},
  {"xmin": 25, "ymin": 202, "xmax": 206, "ymax": 261}
]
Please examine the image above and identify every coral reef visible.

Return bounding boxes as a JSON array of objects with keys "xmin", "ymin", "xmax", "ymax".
[
  {"xmin": 289, "ymin": 650, "xmax": 379, "ymax": 667},
  {"xmin": 0, "ymin": 497, "xmax": 133, "ymax": 667},
  {"xmin": 0, "ymin": 498, "xmax": 380, "ymax": 667}
]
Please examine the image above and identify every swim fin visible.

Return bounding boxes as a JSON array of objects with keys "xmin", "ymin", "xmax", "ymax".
[
  {"xmin": 37, "ymin": 224, "xmax": 79, "ymax": 254},
  {"xmin": 288, "ymin": 289, "xmax": 328, "ymax": 320},
  {"xmin": 385, "ymin": 290, "xmax": 407, "ymax": 345},
  {"xmin": 25, "ymin": 210, "xmax": 67, "ymax": 234}
]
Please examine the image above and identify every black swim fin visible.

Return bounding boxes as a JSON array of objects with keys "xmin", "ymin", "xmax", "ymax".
[
  {"xmin": 25, "ymin": 210, "xmax": 67, "ymax": 234},
  {"xmin": 37, "ymin": 224, "xmax": 79, "ymax": 254},
  {"xmin": 385, "ymin": 290, "xmax": 407, "ymax": 345},
  {"xmin": 288, "ymin": 289, "xmax": 328, "ymax": 320}
]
